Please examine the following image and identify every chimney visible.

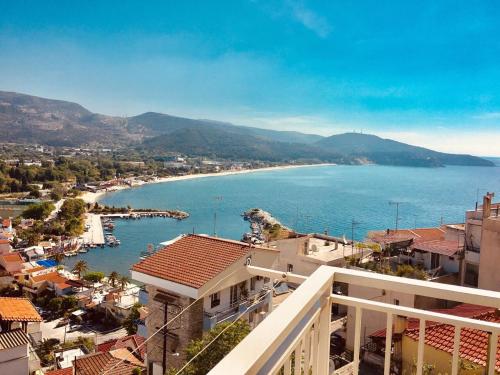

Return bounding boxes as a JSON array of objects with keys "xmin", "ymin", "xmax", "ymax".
[{"xmin": 483, "ymin": 192, "xmax": 495, "ymax": 219}]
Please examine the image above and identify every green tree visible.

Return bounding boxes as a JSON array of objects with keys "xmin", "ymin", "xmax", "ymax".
[
  {"xmin": 119, "ymin": 275, "xmax": 131, "ymax": 292},
  {"xmin": 59, "ymin": 198, "xmax": 86, "ymax": 220},
  {"xmin": 61, "ymin": 296, "xmax": 78, "ymax": 311},
  {"xmin": 22, "ymin": 201, "xmax": 55, "ymax": 220},
  {"xmin": 72, "ymin": 260, "xmax": 88, "ymax": 279},
  {"xmin": 123, "ymin": 303, "xmax": 142, "ymax": 335},
  {"xmin": 178, "ymin": 320, "xmax": 251, "ymax": 375},
  {"xmin": 83, "ymin": 271, "xmax": 105, "ymax": 283}
]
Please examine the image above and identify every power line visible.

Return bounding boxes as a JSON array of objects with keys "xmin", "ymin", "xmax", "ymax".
[
  {"xmin": 174, "ymin": 281, "xmax": 279, "ymax": 375},
  {"xmin": 102, "ymin": 266, "xmax": 241, "ymax": 375}
]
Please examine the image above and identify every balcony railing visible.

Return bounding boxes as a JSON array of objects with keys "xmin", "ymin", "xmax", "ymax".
[{"xmin": 209, "ymin": 265, "xmax": 500, "ymax": 375}]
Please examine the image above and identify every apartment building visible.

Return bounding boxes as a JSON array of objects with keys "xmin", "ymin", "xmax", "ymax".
[{"xmin": 131, "ymin": 234, "xmax": 279, "ymax": 374}]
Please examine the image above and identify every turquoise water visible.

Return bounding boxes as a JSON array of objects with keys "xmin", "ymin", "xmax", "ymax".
[{"xmin": 64, "ymin": 165, "xmax": 500, "ymax": 275}]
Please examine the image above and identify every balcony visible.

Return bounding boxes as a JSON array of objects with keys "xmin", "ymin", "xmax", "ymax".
[
  {"xmin": 209, "ymin": 265, "xmax": 500, "ymax": 375},
  {"xmin": 203, "ymin": 288, "xmax": 271, "ymax": 331}
]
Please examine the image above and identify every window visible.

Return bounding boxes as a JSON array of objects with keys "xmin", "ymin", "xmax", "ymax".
[
  {"xmin": 250, "ymin": 277, "xmax": 256, "ymax": 291},
  {"xmin": 287, "ymin": 264, "xmax": 294, "ymax": 273},
  {"xmin": 431, "ymin": 253, "xmax": 440, "ymax": 269},
  {"xmin": 210, "ymin": 292, "xmax": 220, "ymax": 308},
  {"xmin": 394, "ymin": 299, "xmax": 400, "ymax": 306}
]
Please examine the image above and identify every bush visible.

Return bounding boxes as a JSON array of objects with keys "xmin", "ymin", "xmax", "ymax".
[
  {"xmin": 83, "ymin": 271, "xmax": 105, "ymax": 283},
  {"xmin": 22, "ymin": 201, "xmax": 55, "ymax": 220}
]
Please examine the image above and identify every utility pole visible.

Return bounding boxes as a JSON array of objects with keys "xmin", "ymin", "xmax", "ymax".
[
  {"xmin": 153, "ymin": 293, "xmax": 181, "ymax": 375},
  {"xmin": 389, "ymin": 201, "xmax": 402, "ymax": 231}
]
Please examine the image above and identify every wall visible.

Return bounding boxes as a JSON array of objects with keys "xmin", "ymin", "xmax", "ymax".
[
  {"xmin": 145, "ymin": 284, "xmax": 204, "ymax": 372},
  {"xmin": 478, "ymin": 217, "xmax": 500, "ymax": 292},
  {"xmin": 401, "ymin": 336, "xmax": 492, "ymax": 375},
  {"xmin": 345, "ymin": 283, "xmax": 415, "ymax": 351},
  {"xmin": 0, "ymin": 345, "xmax": 29, "ymax": 375}
]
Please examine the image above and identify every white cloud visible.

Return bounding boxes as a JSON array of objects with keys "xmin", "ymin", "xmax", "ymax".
[{"xmin": 287, "ymin": 1, "xmax": 332, "ymax": 38}]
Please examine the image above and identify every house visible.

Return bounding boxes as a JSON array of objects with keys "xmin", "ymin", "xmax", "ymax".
[
  {"xmin": 131, "ymin": 234, "xmax": 279, "ymax": 374},
  {"xmin": 17, "ymin": 269, "xmax": 72, "ymax": 297},
  {"xmin": 268, "ymin": 233, "xmax": 355, "ymax": 277},
  {"xmin": 97, "ymin": 334, "xmax": 146, "ymax": 362},
  {"xmin": 0, "ymin": 239, "xmax": 11, "ymax": 254},
  {"xmin": 70, "ymin": 349, "xmax": 144, "ymax": 375},
  {"xmin": 103, "ymin": 284, "xmax": 140, "ymax": 322},
  {"xmin": 0, "ymin": 329, "xmax": 33, "ymax": 375},
  {"xmin": 402, "ymin": 304, "xmax": 500, "ymax": 374},
  {"xmin": 0, "ymin": 297, "xmax": 43, "ymax": 342},
  {"xmin": 0, "ymin": 252, "xmax": 24, "ymax": 275},
  {"xmin": 23, "ymin": 246, "xmax": 45, "ymax": 261},
  {"xmin": 370, "ymin": 225, "xmax": 464, "ymax": 277}
]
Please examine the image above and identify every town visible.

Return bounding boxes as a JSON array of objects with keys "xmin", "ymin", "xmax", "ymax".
[{"xmin": 0, "ymin": 164, "xmax": 499, "ymax": 374}]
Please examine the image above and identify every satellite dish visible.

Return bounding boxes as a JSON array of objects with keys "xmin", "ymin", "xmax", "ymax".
[{"xmin": 311, "ymin": 244, "xmax": 318, "ymax": 252}]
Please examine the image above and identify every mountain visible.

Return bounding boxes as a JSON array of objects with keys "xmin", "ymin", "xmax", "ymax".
[
  {"xmin": 0, "ymin": 91, "xmax": 494, "ymax": 167},
  {"xmin": 315, "ymin": 133, "xmax": 494, "ymax": 167},
  {"xmin": 142, "ymin": 126, "xmax": 340, "ymax": 162},
  {"xmin": 127, "ymin": 112, "xmax": 323, "ymax": 144}
]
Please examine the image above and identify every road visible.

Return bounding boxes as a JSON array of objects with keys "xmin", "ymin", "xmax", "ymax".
[
  {"xmin": 45, "ymin": 199, "xmax": 65, "ymax": 222},
  {"xmin": 41, "ymin": 317, "xmax": 127, "ymax": 345}
]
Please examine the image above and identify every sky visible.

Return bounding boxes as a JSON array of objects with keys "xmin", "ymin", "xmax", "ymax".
[{"xmin": 1, "ymin": 1, "xmax": 500, "ymax": 156}]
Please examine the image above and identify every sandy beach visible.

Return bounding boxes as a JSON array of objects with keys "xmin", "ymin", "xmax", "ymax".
[{"xmin": 80, "ymin": 163, "xmax": 335, "ymax": 204}]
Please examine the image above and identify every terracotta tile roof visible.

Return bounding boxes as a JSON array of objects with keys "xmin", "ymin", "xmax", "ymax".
[
  {"xmin": 0, "ymin": 329, "xmax": 29, "ymax": 349},
  {"xmin": 0, "ymin": 239, "xmax": 10, "ymax": 244},
  {"xmin": 25, "ymin": 266, "xmax": 45, "ymax": 274},
  {"xmin": 45, "ymin": 367, "xmax": 73, "ymax": 375},
  {"xmin": 1, "ymin": 253, "xmax": 23, "ymax": 263},
  {"xmin": 371, "ymin": 227, "xmax": 445, "ymax": 245},
  {"xmin": 412, "ymin": 240, "xmax": 462, "ymax": 256},
  {"xmin": 0, "ymin": 297, "xmax": 42, "ymax": 322},
  {"xmin": 98, "ymin": 334, "xmax": 146, "ymax": 360},
  {"xmin": 404, "ymin": 304, "xmax": 500, "ymax": 371},
  {"xmin": 73, "ymin": 351, "xmax": 144, "ymax": 375},
  {"xmin": 32, "ymin": 271, "xmax": 67, "ymax": 284},
  {"xmin": 132, "ymin": 234, "xmax": 255, "ymax": 289}
]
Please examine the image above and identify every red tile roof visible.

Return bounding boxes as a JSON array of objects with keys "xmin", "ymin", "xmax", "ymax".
[
  {"xmin": 32, "ymin": 271, "xmax": 67, "ymax": 284},
  {"xmin": 132, "ymin": 234, "xmax": 255, "ymax": 289},
  {"xmin": 45, "ymin": 367, "xmax": 73, "ymax": 375},
  {"xmin": 371, "ymin": 227, "xmax": 445, "ymax": 245},
  {"xmin": 73, "ymin": 351, "xmax": 144, "ymax": 375},
  {"xmin": 412, "ymin": 240, "xmax": 462, "ymax": 256},
  {"xmin": 1, "ymin": 253, "xmax": 23, "ymax": 263},
  {"xmin": 404, "ymin": 304, "xmax": 500, "ymax": 371},
  {"xmin": 97, "ymin": 334, "xmax": 146, "ymax": 361},
  {"xmin": 0, "ymin": 239, "xmax": 10, "ymax": 245},
  {"xmin": 0, "ymin": 297, "xmax": 42, "ymax": 322}
]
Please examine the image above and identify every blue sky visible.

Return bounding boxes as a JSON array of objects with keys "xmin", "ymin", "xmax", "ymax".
[{"xmin": 1, "ymin": 0, "xmax": 500, "ymax": 155}]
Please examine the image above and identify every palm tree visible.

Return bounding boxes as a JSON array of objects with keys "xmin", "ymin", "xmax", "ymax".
[
  {"xmin": 119, "ymin": 275, "xmax": 131, "ymax": 292},
  {"xmin": 108, "ymin": 271, "xmax": 119, "ymax": 288},
  {"xmin": 72, "ymin": 260, "xmax": 88, "ymax": 279}
]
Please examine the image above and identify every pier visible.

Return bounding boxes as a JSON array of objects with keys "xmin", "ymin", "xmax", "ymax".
[{"xmin": 100, "ymin": 210, "xmax": 189, "ymax": 220}]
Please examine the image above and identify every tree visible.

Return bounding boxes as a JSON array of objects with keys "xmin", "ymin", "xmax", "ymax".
[
  {"xmin": 22, "ymin": 201, "xmax": 55, "ymax": 220},
  {"xmin": 123, "ymin": 303, "xmax": 142, "ymax": 335},
  {"xmin": 119, "ymin": 275, "xmax": 131, "ymax": 292},
  {"xmin": 72, "ymin": 260, "xmax": 88, "ymax": 279},
  {"xmin": 178, "ymin": 320, "xmax": 251, "ymax": 375},
  {"xmin": 59, "ymin": 198, "xmax": 86, "ymax": 220},
  {"xmin": 108, "ymin": 271, "xmax": 119, "ymax": 287},
  {"xmin": 61, "ymin": 296, "xmax": 77, "ymax": 311},
  {"xmin": 83, "ymin": 271, "xmax": 105, "ymax": 283}
]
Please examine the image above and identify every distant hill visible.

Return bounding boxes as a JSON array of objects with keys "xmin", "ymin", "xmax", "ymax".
[
  {"xmin": 142, "ymin": 126, "xmax": 340, "ymax": 162},
  {"xmin": 315, "ymin": 133, "xmax": 494, "ymax": 167},
  {"xmin": 0, "ymin": 90, "xmax": 494, "ymax": 167}
]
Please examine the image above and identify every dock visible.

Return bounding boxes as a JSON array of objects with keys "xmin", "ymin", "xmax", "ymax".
[
  {"xmin": 82, "ymin": 213, "xmax": 105, "ymax": 245},
  {"xmin": 100, "ymin": 210, "xmax": 189, "ymax": 220}
]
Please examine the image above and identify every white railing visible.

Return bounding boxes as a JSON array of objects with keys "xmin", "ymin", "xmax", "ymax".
[{"xmin": 209, "ymin": 265, "xmax": 500, "ymax": 375}]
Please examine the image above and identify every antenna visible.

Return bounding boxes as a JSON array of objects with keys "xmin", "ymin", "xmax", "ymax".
[
  {"xmin": 389, "ymin": 201, "xmax": 403, "ymax": 231},
  {"xmin": 213, "ymin": 196, "xmax": 223, "ymax": 236}
]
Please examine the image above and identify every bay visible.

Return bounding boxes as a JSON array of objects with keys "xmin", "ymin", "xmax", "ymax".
[{"xmin": 64, "ymin": 165, "xmax": 500, "ymax": 275}]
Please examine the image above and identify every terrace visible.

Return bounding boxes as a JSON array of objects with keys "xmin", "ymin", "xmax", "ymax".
[{"xmin": 209, "ymin": 265, "xmax": 500, "ymax": 375}]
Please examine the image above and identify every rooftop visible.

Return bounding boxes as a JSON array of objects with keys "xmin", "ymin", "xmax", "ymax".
[
  {"xmin": 405, "ymin": 304, "xmax": 500, "ymax": 371},
  {"xmin": 97, "ymin": 334, "xmax": 146, "ymax": 361},
  {"xmin": 0, "ymin": 297, "xmax": 42, "ymax": 322},
  {"xmin": 31, "ymin": 271, "xmax": 67, "ymax": 284},
  {"xmin": 132, "ymin": 234, "xmax": 260, "ymax": 289},
  {"xmin": 72, "ymin": 351, "xmax": 144, "ymax": 375},
  {"xmin": 0, "ymin": 329, "xmax": 29, "ymax": 349}
]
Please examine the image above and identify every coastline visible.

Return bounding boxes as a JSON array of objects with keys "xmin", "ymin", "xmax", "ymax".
[{"xmin": 80, "ymin": 163, "xmax": 335, "ymax": 204}]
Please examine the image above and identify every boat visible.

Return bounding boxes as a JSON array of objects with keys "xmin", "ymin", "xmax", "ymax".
[{"xmin": 79, "ymin": 248, "xmax": 88, "ymax": 253}]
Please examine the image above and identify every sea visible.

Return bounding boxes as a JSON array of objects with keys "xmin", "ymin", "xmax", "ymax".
[{"xmin": 64, "ymin": 164, "xmax": 500, "ymax": 275}]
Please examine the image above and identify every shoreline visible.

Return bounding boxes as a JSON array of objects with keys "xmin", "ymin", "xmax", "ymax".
[{"xmin": 80, "ymin": 163, "xmax": 335, "ymax": 204}]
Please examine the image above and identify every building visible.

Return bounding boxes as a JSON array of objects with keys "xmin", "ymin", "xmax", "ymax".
[
  {"xmin": 47, "ymin": 349, "xmax": 145, "ymax": 375},
  {"xmin": 268, "ymin": 233, "xmax": 355, "ymax": 277},
  {"xmin": 208, "ymin": 265, "xmax": 500, "ymax": 375},
  {"xmin": 131, "ymin": 234, "xmax": 279, "ymax": 374},
  {"xmin": 476, "ymin": 193, "xmax": 500, "ymax": 292},
  {"xmin": 0, "ymin": 297, "xmax": 43, "ymax": 343},
  {"xmin": 402, "ymin": 304, "xmax": 500, "ymax": 374},
  {"xmin": 97, "ymin": 334, "xmax": 146, "ymax": 362},
  {"xmin": 0, "ymin": 329, "xmax": 33, "ymax": 375}
]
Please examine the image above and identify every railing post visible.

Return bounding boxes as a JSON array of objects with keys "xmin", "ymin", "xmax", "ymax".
[
  {"xmin": 317, "ymin": 288, "xmax": 332, "ymax": 375},
  {"xmin": 353, "ymin": 306, "xmax": 363, "ymax": 375}
]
